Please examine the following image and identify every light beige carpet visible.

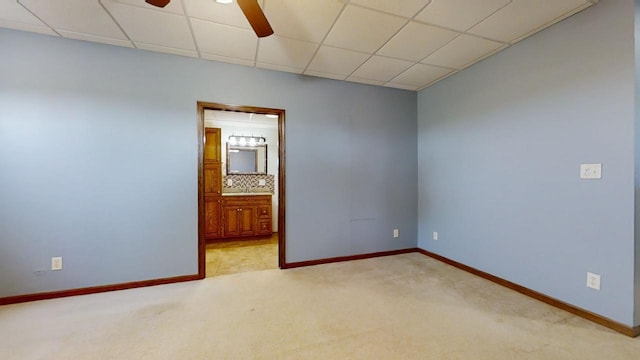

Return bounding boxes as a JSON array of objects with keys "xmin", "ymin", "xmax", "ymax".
[{"xmin": 1, "ymin": 253, "xmax": 639, "ymax": 359}]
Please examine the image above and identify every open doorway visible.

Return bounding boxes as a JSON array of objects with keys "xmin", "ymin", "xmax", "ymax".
[{"xmin": 196, "ymin": 102, "xmax": 285, "ymax": 278}]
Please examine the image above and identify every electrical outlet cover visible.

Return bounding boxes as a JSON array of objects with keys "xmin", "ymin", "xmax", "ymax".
[
  {"xmin": 580, "ymin": 164, "xmax": 602, "ymax": 179},
  {"xmin": 586, "ymin": 272, "xmax": 601, "ymax": 290}
]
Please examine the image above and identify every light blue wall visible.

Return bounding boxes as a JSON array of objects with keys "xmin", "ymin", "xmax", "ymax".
[
  {"xmin": 0, "ymin": 29, "xmax": 417, "ymax": 298},
  {"xmin": 634, "ymin": 0, "xmax": 640, "ymax": 327},
  {"xmin": 417, "ymin": 0, "xmax": 637, "ymax": 326}
]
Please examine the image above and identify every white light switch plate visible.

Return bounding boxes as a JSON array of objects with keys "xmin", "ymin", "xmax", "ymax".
[
  {"xmin": 227, "ymin": 179, "xmax": 233, "ymax": 186},
  {"xmin": 258, "ymin": 179, "xmax": 266, "ymax": 186},
  {"xmin": 580, "ymin": 163, "xmax": 602, "ymax": 179},
  {"xmin": 51, "ymin": 257, "xmax": 63, "ymax": 271}
]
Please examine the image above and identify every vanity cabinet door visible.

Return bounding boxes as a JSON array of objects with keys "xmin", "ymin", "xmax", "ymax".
[
  {"xmin": 204, "ymin": 163, "xmax": 221, "ymax": 195},
  {"xmin": 204, "ymin": 128, "xmax": 221, "ymax": 162},
  {"xmin": 222, "ymin": 205, "xmax": 256, "ymax": 237},
  {"xmin": 204, "ymin": 196, "xmax": 222, "ymax": 238},
  {"xmin": 222, "ymin": 206, "xmax": 241, "ymax": 237},
  {"xmin": 237, "ymin": 206, "xmax": 256, "ymax": 236}
]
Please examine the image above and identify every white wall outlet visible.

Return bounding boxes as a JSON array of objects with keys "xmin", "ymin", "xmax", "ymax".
[
  {"xmin": 580, "ymin": 163, "xmax": 602, "ymax": 179},
  {"xmin": 258, "ymin": 179, "xmax": 266, "ymax": 186},
  {"xmin": 393, "ymin": 229, "xmax": 399, "ymax": 238},
  {"xmin": 51, "ymin": 257, "xmax": 63, "ymax": 271},
  {"xmin": 433, "ymin": 231, "xmax": 438, "ymax": 241},
  {"xmin": 586, "ymin": 272, "xmax": 601, "ymax": 290},
  {"xmin": 227, "ymin": 179, "xmax": 233, "ymax": 186}
]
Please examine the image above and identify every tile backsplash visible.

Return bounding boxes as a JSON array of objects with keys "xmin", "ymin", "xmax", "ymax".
[{"xmin": 223, "ymin": 174, "xmax": 275, "ymax": 193}]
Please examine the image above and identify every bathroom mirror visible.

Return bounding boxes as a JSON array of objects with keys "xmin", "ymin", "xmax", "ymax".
[{"xmin": 227, "ymin": 143, "xmax": 267, "ymax": 174}]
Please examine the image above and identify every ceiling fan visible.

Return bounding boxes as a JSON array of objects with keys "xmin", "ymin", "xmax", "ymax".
[{"xmin": 144, "ymin": 0, "xmax": 274, "ymax": 38}]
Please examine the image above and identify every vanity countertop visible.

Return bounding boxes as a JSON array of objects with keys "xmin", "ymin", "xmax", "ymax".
[{"xmin": 222, "ymin": 192, "xmax": 272, "ymax": 197}]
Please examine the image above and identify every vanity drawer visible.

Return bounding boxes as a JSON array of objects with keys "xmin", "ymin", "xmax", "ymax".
[
  {"xmin": 257, "ymin": 205, "xmax": 271, "ymax": 219},
  {"xmin": 257, "ymin": 220, "xmax": 272, "ymax": 235}
]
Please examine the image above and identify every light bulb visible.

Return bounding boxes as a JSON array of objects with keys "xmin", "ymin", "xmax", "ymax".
[
  {"xmin": 249, "ymin": 137, "xmax": 257, "ymax": 146},
  {"xmin": 229, "ymin": 136, "xmax": 237, "ymax": 145},
  {"xmin": 239, "ymin": 137, "xmax": 247, "ymax": 146}
]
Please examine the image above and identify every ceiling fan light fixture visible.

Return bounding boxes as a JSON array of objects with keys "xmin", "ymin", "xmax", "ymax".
[
  {"xmin": 237, "ymin": 0, "xmax": 274, "ymax": 38},
  {"xmin": 145, "ymin": 0, "xmax": 170, "ymax": 7}
]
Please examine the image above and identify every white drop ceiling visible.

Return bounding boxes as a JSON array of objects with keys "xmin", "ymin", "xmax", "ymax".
[
  {"xmin": 1, "ymin": 0, "xmax": 597, "ymax": 91},
  {"xmin": 205, "ymin": 110, "xmax": 278, "ymax": 129}
]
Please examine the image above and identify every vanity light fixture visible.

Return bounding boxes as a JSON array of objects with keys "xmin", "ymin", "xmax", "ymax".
[{"xmin": 229, "ymin": 134, "xmax": 266, "ymax": 147}]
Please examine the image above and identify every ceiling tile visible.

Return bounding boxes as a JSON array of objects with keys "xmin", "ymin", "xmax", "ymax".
[
  {"xmin": 135, "ymin": 42, "xmax": 198, "ymax": 58},
  {"xmin": 201, "ymin": 53, "xmax": 255, "ymax": 67},
  {"xmin": 0, "ymin": 1, "xmax": 46, "ymax": 25},
  {"xmin": 303, "ymin": 70, "xmax": 347, "ymax": 81},
  {"xmin": 324, "ymin": 5, "xmax": 406, "ymax": 53},
  {"xmin": 109, "ymin": 0, "xmax": 185, "ymax": 15},
  {"xmin": 264, "ymin": 0, "xmax": 344, "ymax": 43},
  {"xmin": 415, "ymin": 0, "xmax": 510, "ymax": 32},
  {"xmin": 377, "ymin": 21, "xmax": 459, "ymax": 61},
  {"xmin": 191, "ymin": 19, "xmax": 257, "ymax": 60},
  {"xmin": 20, "ymin": 0, "xmax": 126, "ymax": 40},
  {"xmin": 391, "ymin": 63, "xmax": 452, "ymax": 87},
  {"xmin": 0, "ymin": 19, "xmax": 57, "ymax": 36},
  {"xmin": 422, "ymin": 34, "xmax": 505, "ymax": 69},
  {"xmin": 0, "ymin": 0, "xmax": 56, "ymax": 35},
  {"xmin": 350, "ymin": 0, "xmax": 431, "ymax": 18},
  {"xmin": 103, "ymin": 1, "xmax": 195, "ymax": 50},
  {"xmin": 58, "ymin": 30, "xmax": 134, "ymax": 48},
  {"xmin": 306, "ymin": 46, "xmax": 370, "ymax": 76},
  {"xmin": 468, "ymin": 0, "xmax": 588, "ymax": 43},
  {"xmin": 350, "ymin": 55, "xmax": 414, "ymax": 82},
  {"xmin": 184, "ymin": 0, "xmax": 251, "ymax": 30},
  {"xmin": 257, "ymin": 36, "xmax": 318, "ymax": 70}
]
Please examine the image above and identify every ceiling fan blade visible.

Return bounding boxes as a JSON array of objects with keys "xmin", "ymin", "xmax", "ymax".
[
  {"xmin": 145, "ymin": 0, "xmax": 170, "ymax": 7},
  {"xmin": 237, "ymin": 0, "xmax": 274, "ymax": 38}
]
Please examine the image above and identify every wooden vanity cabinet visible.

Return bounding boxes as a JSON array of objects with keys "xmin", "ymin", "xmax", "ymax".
[
  {"xmin": 221, "ymin": 195, "xmax": 272, "ymax": 238},
  {"xmin": 204, "ymin": 127, "xmax": 222, "ymax": 240}
]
